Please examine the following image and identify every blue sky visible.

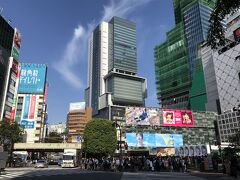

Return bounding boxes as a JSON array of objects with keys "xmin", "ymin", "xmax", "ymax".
[{"xmin": 0, "ymin": 0, "xmax": 175, "ymax": 124}]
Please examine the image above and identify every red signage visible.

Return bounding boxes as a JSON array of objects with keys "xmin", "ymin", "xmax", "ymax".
[
  {"xmin": 162, "ymin": 109, "xmax": 194, "ymax": 127},
  {"xmin": 234, "ymin": 28, "xmax": 240, "ymax": 42},
  {"xmin": 29, "ymin": 96, "xmax": 36, "ymax": 119}
]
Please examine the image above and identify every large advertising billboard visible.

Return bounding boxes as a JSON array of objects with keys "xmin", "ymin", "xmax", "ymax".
[
  {"xmin": 162, "ymin": 109, "xmax": 194, "ymax": 127},
  {"xmin": 175, "ymin": 145, "xmax": 208, "ymax": 157},
  {"xmin": 126, "ymin": 132, "xmax": 183, "ymax": 148},
  {"xmin": 20, "ymin": 95, "xmax": 36, "ymax": 129},
  {"xmin": 18, "ymin": 63, "xmax": 47, "ymax": 94},
  {"xmin": 126, "ymin": 107, "xmax": 160, "ymax": 126}
]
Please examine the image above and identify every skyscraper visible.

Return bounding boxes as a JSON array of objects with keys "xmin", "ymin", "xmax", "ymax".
[
  {"xmin": 0, "ymin": 14, "xmax": 21, "ymax": 122},
  {"xmin": 86, "ymin": 17, "xmax": 147, "ymax": 117},
  {"xmin": 154, "ymin": 0, "xmax": 215, "ymax": 110}
]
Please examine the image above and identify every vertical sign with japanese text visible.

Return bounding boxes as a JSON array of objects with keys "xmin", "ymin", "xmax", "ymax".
[{"xmin": 18, "ymin": 63, "xmax": 47, "ymax": 94}]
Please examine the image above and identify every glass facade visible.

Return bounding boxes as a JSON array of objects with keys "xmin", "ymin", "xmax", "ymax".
[
  {"xmin": 154, "ymin": 23, "xmax": 191, "ymax": 109},
  {"xmin": 91, "ymin": 25, "xmax": 101, "ymax": 115},
  {"xmin": 106, "ymin": 73, "xmax": 145, "ymax": 106},
  {"xmin": 183, "ymin": 3, "xmax": 212, "ymax": 78},
  {"xmin": 88, "ymin": 17, "xmax": 146, "ymax": 116},
  {"xmin": 109, "ymin": 17, "xmax": 137, "ymax": 74},
  {"xmin": 154, "ymin": 0, "xmax": 215, "ymax": 110}
]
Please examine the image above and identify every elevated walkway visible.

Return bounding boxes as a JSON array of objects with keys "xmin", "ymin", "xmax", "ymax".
[{"xmin": 14, "ymin": 143, "xmax": 82, "ymax": 152}]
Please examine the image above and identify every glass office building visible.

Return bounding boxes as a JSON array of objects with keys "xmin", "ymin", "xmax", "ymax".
[
  {"xmin": 86, "ymin": 17, "xmax": 147, "ymax": 116},
  {"xmin": 154, "ymin": 0, "xmax": 215, "ymax": 110}
]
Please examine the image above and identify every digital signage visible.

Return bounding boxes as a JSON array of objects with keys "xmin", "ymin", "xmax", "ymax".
[
  {"xmin": 162, "ymin": 109, "xmax": 194, "ymax": 127},
  {"xmin": 126, "ymin": 132, "xmax": 183, "ymax": 148},
  {"xmin": 18, "ymin": 63, "xmax": 47, "ymax": 94},
  {"xmin": 20, "ymin": 95, "xmax": 36, "ymax": 129},
  {"xmin": 126, "ymin": 107, "xmax": 160, "ymax": 126}
]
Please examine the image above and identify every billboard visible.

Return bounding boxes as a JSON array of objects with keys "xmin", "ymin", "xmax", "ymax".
[
  {"xmin": 175, "ymin": 145, "xmax": 208, "ymax": 157},
  {"xmin": 11, "ymin": 29, "xmax": 21, "ymax": 60},
  {"xmin": 18, "ymin": 63, "xmax": 47, "ymax": 94},
  {"xmin": 126, "ymin": 133, "xmax": 183, "ymax": 148},
  {"xmin": 69, "ymin": 102, "xmax": 85, "ymax": 111},
  {"xmin": 20, "ymin": 95, "xmax": 36, "ymax": 129},
  {"xmin": 126, "ymin": 107, "xmax": 160, "ymax": 126},
  {"xmin": 157, "ymin": 148, "xmax": 175, "ymax": 156},
  {"xmin": 162, "ymin": 109, "xmax": 194, "ymax": 127},
  {"xmin": 9, "ymin": 58, "xmax": 20, "ymax": 122}
]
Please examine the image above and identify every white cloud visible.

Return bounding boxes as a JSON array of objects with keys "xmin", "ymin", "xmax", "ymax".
[
  {"xmin": 101, "ymin": 0, "xmax": 152, "ymax": 22},
  {"xmin": 53, "ymin": 0, "xmax": 152, "ymax": 89}
]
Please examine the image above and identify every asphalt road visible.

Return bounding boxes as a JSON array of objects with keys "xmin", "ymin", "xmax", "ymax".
[{"xmin": 1, "ymin": 167, "xmax": 239, "ymax": 180}]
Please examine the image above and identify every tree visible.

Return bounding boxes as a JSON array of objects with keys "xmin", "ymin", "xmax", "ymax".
[
  {"xmin": 83, "ymin": 119, "xmax": 117, "ymax": 157},
  {"xmin": 45, "ymin": 132, "xmax": 63, "ymax": 143},
  {"xmin": 0, "ymin": 121, "xmax": 23, "ymax": 153},
  {"xmin": 207, "ymin": 0, "xmax": 240, "ymax": 49}
]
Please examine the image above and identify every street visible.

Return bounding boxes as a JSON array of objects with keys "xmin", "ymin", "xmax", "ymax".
[{"xmin": 0, "ymin": 167, "xmax": 239, "ymax": 180}]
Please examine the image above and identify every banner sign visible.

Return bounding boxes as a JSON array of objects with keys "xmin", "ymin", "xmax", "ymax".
[
  {"xmin": 126, "ymin": 107, "xmax": 160, "ymax": 126},
  {"xmin": 175, "ymin": 145, "xmax": 208, "ymax": 157},
  {"xmin": 20, "ymin": 95, "xmax": 36, "ymax": 129},
  {"xmin": 162, "ymin": 109, "xmax": 194, "ymax": 127},
  {"xmin": 126, "ymin": 132, "xmax": 183, "ymax": 148},
  {"xmin": 18, "ymin": 63, "xmax": 47, "ymax": 94}
]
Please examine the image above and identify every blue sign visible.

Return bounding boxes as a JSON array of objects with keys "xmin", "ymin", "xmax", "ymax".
[
  {"xmin": 126, "ymin": 133, "xmax": 183, "ymax": 148},
  {"xmin": 76, "ymin": 136, "xmax": 82, "ymax": 142},
  {"xmin": 18, "ymin": 63, "xmax": 47, "ymax": 94},
  {"xmin": 20, "ymin": 120, "xmax": 34, "ymax": 129}
]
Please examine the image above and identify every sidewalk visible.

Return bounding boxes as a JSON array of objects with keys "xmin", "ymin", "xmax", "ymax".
[{"xmin": 188, "ymin": 169, "xmax": 240, "ymax": 179}]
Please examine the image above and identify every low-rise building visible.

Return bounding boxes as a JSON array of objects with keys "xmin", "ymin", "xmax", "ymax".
[{"xmin": 67, "ymin": 102, "xmax": 92, "ymax": 143}]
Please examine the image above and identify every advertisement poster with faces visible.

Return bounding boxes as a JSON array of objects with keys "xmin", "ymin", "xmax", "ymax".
[
  {"xmin": 162, "ymin": 109, "xmax": 194, "ymax": 127},
  {"xmin": 175, "ymin": 145, "xmax": 208, "ymax": 157},
  {"xmin": 126, "ymin": 132, "xmax": 183, "ymax": 148}
]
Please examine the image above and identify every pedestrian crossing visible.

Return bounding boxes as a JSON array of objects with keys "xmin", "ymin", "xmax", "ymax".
[{"xmin": 0, "ymin": 168, "xmax": 88, "ymax": 179}]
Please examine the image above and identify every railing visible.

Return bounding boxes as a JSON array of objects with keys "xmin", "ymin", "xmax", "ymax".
[{"xmin": 14, "ymin": 143, "xmax": 82, "ymax": 150}]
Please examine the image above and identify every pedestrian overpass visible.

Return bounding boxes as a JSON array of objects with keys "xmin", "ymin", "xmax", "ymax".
[{"xmin": 14, "ymin": 143, "xmax": 82, "ymax": 152}]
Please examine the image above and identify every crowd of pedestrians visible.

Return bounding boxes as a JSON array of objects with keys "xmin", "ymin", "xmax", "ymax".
[{"xmin": 81, "ymin": 156, "xmax": 192, "ymax": 172}]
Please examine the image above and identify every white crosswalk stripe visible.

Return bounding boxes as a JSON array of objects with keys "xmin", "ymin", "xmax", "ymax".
[{"xmin": 0, "ymin": 168, "xmax": 88, "ymax": 179}]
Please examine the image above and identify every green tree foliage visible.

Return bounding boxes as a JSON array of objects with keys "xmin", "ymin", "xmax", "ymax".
[
  {"xmin": 45, "ymin": 132, "xmax": 63, "ymax": 143},
  {"xmin": 207, "ymin": 0, "xmax": 240, "ymax": 49},
  {"xmin": 229, "ymin": 130, "xmax": 240, "ymax": 147},
  {"xmin": 0, "ymin": 121, "xmax": 23, "ymax": 152},
  {"xmin": 83, "ymin": 119, "xmax": 117, "ymax": 157},
  {"xmin": 222, "ymin": 131, "xmax": 240, "ymax": 159}
]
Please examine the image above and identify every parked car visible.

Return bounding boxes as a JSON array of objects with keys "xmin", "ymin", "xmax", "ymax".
[
  {"xmin": 35, "ymin": 160, "xmax": 48, "ymax": 168},
  {"xmin": 12, "ymin": 157, "xmax": 27, "ymax": 167}
]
